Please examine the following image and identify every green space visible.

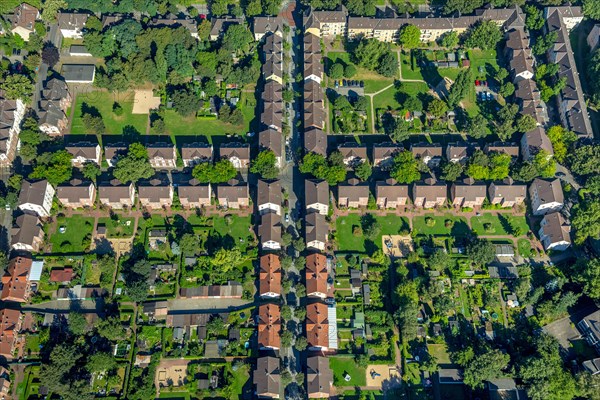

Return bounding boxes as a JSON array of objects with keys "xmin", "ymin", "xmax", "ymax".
[
  {"xmin": 400, "ymin": 51, "xmax": 424, "ymax": 81},
  {"xmin": 518, "ymin": 238, "xmax": 534, "ymax": 258},
  {"xmin": 50, "ymin": 215, "xmax": 94, "ymax": 253},
  {"xmin": 25, "ymin": 334, "xmax": 41, "ymax": 356},
  {"xmin": 413, "ymin": 214, "xmax": 470, "ymax": 236},
  {"xmin": 470, "ymin": 213, "xmax": 528, "ymax": 236},
  {"xmin": 330, "ymin": 356, "xmax": 367, "ymax": 387},
  {"xmin": 163, "ymin": 109, "xmax": 249, "ymax": 142},
  {"xmin": 70, "ymin": 91, "xmax": 149, "ymax": 136},
  {"xmin": 213, "ymin": 214, "xmax": 253, "ymax": 245},
  {"xmin": 326, "ymin": 51, "xmax": 395, "ymax": 94},
  {"xmin": 427, "ymin": 343, "xmax": 451, "ymax": 364},
  {"xmin": 467, "ymin": 49, "xmax": 500, "ymax": 79},
  {"xmin": 97, "ymin": 216, "xmax": 135, "ymax": 238},
  {"xmin": 335, "ymin": 214, "xmax": 410, "ymax": 253}
]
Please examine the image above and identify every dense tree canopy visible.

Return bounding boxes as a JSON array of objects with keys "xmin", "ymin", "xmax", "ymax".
[
  {"xmin": 113, "ymin": 143, "xmax": 154, "ymax": 184},
  {"xmin": 250, "ymin": 150, "xmax": 279, "ymax": 179},
  {"xmin": 464, "ymin": 20, "xmax": 503, "ymax": 50},
  {"xmin": 398, "ymin": 24, "xmax": 421, "ymax": 49},
  {"xmin": 30, "ymin": 150, "xmax": 73, "ymax": 185},
  {"xmin": 192, "ymin": 159, "xmax": 237, "ymax": 183},
  {"xmin": 300, "ymin": 152, "xmax": 347, "ymax": 186},
  {"xmin": 390, "ymin": 150, "xmax": 421, "ymax": 184}
]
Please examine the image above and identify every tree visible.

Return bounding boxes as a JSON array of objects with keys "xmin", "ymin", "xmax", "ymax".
[
  {"xmin": 96, "ymin": 316, "xmax": 125, "ymax": 341},
  {"xmin": 222, "ymin": 24, "xmax": 253, "ymax": 54},
  {"xmin": 574, "ymin": 258, "xmax": 600, "ymax": 301},
  {"xmin": 82, "ymin": 114, "xmax": 105, "ymax": 135},
  {"xmin": 512, "ymin": 161, "xmax": 540, "ymax": 182},
  {"xmin": 376, "ymin": 52, "xmax": 398, "ymax": 78},
  {"xmin": 355, "ymin": 161, "xmax": 372, "ymax": 181},
  {"xmin": 300, "ymin": 152, "xmax": 347, "ymax": 185},
  {"xmin": 113, "ymin": 143, "xmax": 153, "ymax": 184},
  {"xmin": 499, "ymin": 82, "xmax": 515, "ymax": 97},
  {"xmin": 281, "ymin": 331, "xmax": 293, "ymax": 348},
  {"xmin": 179, "ymin": 233, "xmax": 202, "ymax": 256},
  {"xmin": 250, "ymin": 150, "xmax": 279, "ymax": 179},
  {"xmin": 583, "ymin": 0, "xmax": 600, "ymax": 20},
  {"xmin": 467, "ymin": 239, "xmax": 495, "ymax": 266},
  {"xmin": 587, "ymin": 49, "xmax": 600, "ymax": 105},
  {"xmin": 428, "ymin": 249, "xmax": 450, "ymax": 272},
  {"xmin": 30, "ymin": 150, "xmax": 72, "ymax": 185},
  {"xmin": 466, "ymin": 150, "xmax": 490, "ymax": 180},
  {"xmin": 488, "ymin": 152, "xmax": 511, "ymax": 180},
  {"xmin": 464, "ymin": 20, "xmax": 503, "ymax": 50},
  {"xmin": 441, "ymin": 162, "xmax": 463, "ymax": 181},
  {"xmin": 207, "ymin": 315, "xmax": 226, "ymax": 337},
  {"xmin": 344, "ymin": 64, "xmax": 357, "ymax": 78},
  {"xmin": 172, "ymin": 88, "xmax": 200, "ymax": 117},
  {"xmin": 463, "ymin": 349, "xmax": 510, "ymax": 389},
  {"xmin": 41, "ymin": 43, "xmax": 60, "ymax": 67},
  {"xmin": 0, "ymin": 74, "xmax": 34, "ymax": 101},
  {"xmin": 447, "ymin": 68, "xmax": 473, "ymax": 107},
  {"xmin": 295, "ymin": 336, "xmax": 308, "ymax": 351},
  {"xmin": 572, "ymin": 200, "xmax": 600, "ymax": 244},
  {"xmin": 68, "ymin": 312, "xmax": 87, "ymax": 336},
  {"xmin": 439, "ymin": 31, "xmax": 459, "ymax": 48},
  {"xmin": 547, "ymin": 125, "xmax": 577, "ymax": 164},
  {"xmin": 570, "ymin": 144, "xmax": 600, "ymax": 176},
  {"xmin": 495, "ymin": 68, "xmax": 509, "ymax": 83},
  {"xmin": 427, "ymin": 98, "xmax": 449, "ymax": 118},
  {"xmin": 82, "ymin": 162, "xmax": 101, "ymax": 181},
  {"xmin": 192, "ymin": 159, "xmax": 237, "ymax": 183},
  {"xmin": 467, "ymin": 114, "xmax": 489, "ymax": 138},
  {"xmin": 443, "ymin": 0, "xmax": 483, "ymax": 15},
  {"xmin": 87, "ymin": 352, "xmax": 117, "ymax": 373},
  {"xmin": 41, "ymin": 0, "xmax": 67, "ymax": 22},
  {"xmin": 329, "ymin": 63, "xmax": 344, "ymax": 79},
  {"xmin": 390, "ymin": 150, "xmax": 421, "ymax": 184},
  {"xmin": 524, "ymin": 5, "xmax": 545, "ymax": 31},
  {"xmin": 245, "ymin": 0, "xmax": 262, "ymax": 16},
  {"xmin": 516, "ymin": 114, "xmax": 537, "ymax": 133},
  {"xmin": 353, "ymin": 38, "xmax": 388, "ymax": 70},
  {"xmin": 398, "ymin": 24, "xmax": 421, "ymax": 49},
  {"xmin": 533, "ymin": 150, "xmax": 556, "ymax": 178},
  {"xmin": 533, "ymin": 31, "xmax": 558, "ymax": 56}
]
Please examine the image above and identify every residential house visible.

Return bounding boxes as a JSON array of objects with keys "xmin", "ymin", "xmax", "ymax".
[
  {"xmin": 451, "ymin": 178, "xmax": 487, "ymax": 208},
  {"xmin": 259, "ymin": 254, "xmax": 281, "ymax": 299},
  {"xmin": 148, "ymin": 17, "xmax": 198, "ymax": 39},
  {"xmin": 306, "ymin": 302, "xmax": 330, "ymax": 351},
  {"xmin": 0, "ymin": 308, "xmax": 22, "ymax": 359},
  {"xmin": 413, "ymin": 178, "xmax": 447, "ymax": 208},
  {"xmin": 338, "ymin": 143, "xmax": 367, "ymax": 167},
  {"xmin": 303, "ymin": 36, "xmax": 323, "ymax": 83},
  {"xmin": 488, "ymin": 178, "xmax": 527, "ymax": 207},
  {"xmin": 138, "ymin": 179, "xmax": 174, "ymax": 209},
  {"xmin": 521, "ymin": 127, "xmax": 554, "ymax": 160},
  {"xmin": 61, "ymin": 64, "xmax": 96, "ymax": 83},
  {"xmin": 50, "ymin": 267, "xmax": 74, "ymax": 283},
  {"xmin": 337, "ymin": 179, "xmax": 370, "ymax": 208},
  {"xmin": 539, "ymin": 212, "xmax": 571, "ymax": 251},
  {"xmin": 376, "ymin": 178, "xmax": 409, "ymax": 208},
  {"xmin": 262, "ymin": 34, "xmax": 283, "ymax": 84},
  {"xmin": 219, "ymin": 143, "xmax": 250, "ymax": 169},
  {"xmin": 98, "ymin": 180, "xmax": 135, "ymax": 209},
  {"xmin": 305, "ymin": 179, "xmax": 329, "ymax": 215},
  {"xmin": 177, "ymin": 179, "xmax": 212, "ymax": 208},
  {"xmin": 181, "ymin": 143, "xmax": 213, "ymax": 167},
  {"xmin": 257, "ymin": 304, "xmax": 281, "ymax": 350},
  {"xmin": 373, "ymin": 143, "xmax": 400, "ymax": 168},
  {"xmin": 577, "ymin": 310, "xmax": 600, "ymax": 353},
  {"xmin": 1, "ymin": 255, "xmax": 32, "ymax": 303},
  {"xmin": 529, "ymin": 178, "xmax": 564, "ymax": 215},
  {"xmin": 258, "ymin": 179, "xmax": 282, "ymax": 215},
  {"xmin": 304, "ymin": 127, "xmax": 327, "ymax": 156},
  {"xmin": 11, "ymin": 214, "xmax": 44, "ymax": 252},
  {"xmin": 545, "ymin": 7, "xmax": 592, "ymax": 137},
  {"xmin": 505, "ymin": 28, "xmax": 534, "ymax": 81},
  {"xmin": 38, "ymin": 78, "xmax": 71, "ymax": 135},
  {"xmin": 303, "ymin": 99, "xmax": 325, "ymax": 131},
  {"xmin": 483, "ymin": 142, "xmax": 520, "ymax": 159},
  {"xmin": 254, "ymin": 356, "xmax": 281, "ymax": 399},
  {"xmin": 259, "ymin": 129, "xmax": 283, "ymax": 167},
  {"xmin": 57, "ymin": 12, "xmax": 88, "ymax": 39},
  {"xmin": 306, "ymin": 253, "xmax": 329, "ymax": 299},
  {"xmin": 56, "ymin": 179, "xmax": 96, "ymax": 208},
  {"xmin": 104, "ymin": 143, "xmax": 128, "ymax": 167},
  {"xmin": 209, "ymin": 17, "xmax": 243, "ymax": 41},
  {"xmin": 446, "ymin": 142, "xmax": 477, "ymax": 164},
  {"xmin": 18, "ymin": 179, "xmax": 55, "ymax": 217},
  {"xmin": 147, "ymin": 143, "xmax": 177, "ymax": 169},
  {"xmin": 253, "ymin": 16, "xmax": 283, "ymax": 41},
  {"xmin": 306, "ymin": 356, "xmax": 334, "ymax": 399},
  {"xmin": 411, "ymin": 143, "xmax": 443, "ymax": 168},
  {"xmin": 515, "ymin": 79, "xmax": 545, "ymax": 125},
  {"xmin": 142, "ymin": 301, "xmax": 168, "ymax": 321},
  {"xmin": 178, "ymin": 282, "xmax": 242, "ymax": 299},
  {"xmin": 66, "ymin": 142, "xmax": 101, "ymax": 167},
  {"xmin": 305, "ymin": 212, "xmax": 328, "ymax": 251},
  {"xmin": 259, "ymin": 212, "xmax": 282, "ymax": 250},
  {"xmin": 304, "ymin": 5, "xmax": 348, "ymax": 37},
  {"xmin": 11, "ymin": 3, "xmax": 39, "ymax": 41},
  {"xmin": 262, "ymin": 98, "xmax": 284, "ymax": 131},
  {"xmin": 0, "ymin": 97, "xmax": 26, "ymax": 166},
  {"xmin": 216, "ymin": 180, "xmax": 249, "ymax": 209}
]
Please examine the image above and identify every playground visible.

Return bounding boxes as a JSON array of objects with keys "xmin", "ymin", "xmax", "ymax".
[
  {"xmin": 381, "ymin": 235, "xmax": 414, "ymax": 258},
  {"xmin": 365, "ymin": 365, "xmax": 400, "ymax": 387}
]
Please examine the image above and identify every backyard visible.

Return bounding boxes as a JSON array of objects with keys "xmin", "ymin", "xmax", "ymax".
[
  {"xmin": 412, "ymin": 214, "xmax": 470, "ymax": 236},
  {"xmin": 49, "ymin": 215, "xmax": 94, "ymax": 253},
  {"xmin": 97, "ymin": 216, "xmax": 135, "ymax": 238},
  {"xmin": 70, "ymin": 90, "xmax": 149, "ymax": 137},
  {"xmin": 330, "ymin": 356, "xmax": 367, "ymax": 387},
  {"xmin": 335, "ymin": 214, "xmax": 410, "ymax": 253},
  {"xmin": 470, "ymin": 213, "xmax": 529, "ymax": 236},
  {"xmin": 325, "ymin": 51, "xmax": 396, "ymax": 94}
]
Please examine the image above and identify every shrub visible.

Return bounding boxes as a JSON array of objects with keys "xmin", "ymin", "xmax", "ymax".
[
  {"xmin": 425, "ymin": 217, "xmax": 435, "ymax": 227},
  {"xmin": 112, "ymin": 102, "xmax": 123, "ymax": 116},
  {"xmin": 444, "ymin": 219, "xmax": 454, "ymax": 228},
  {"xmin": 353, "ymin": 226, "xmax": 363, "ymax": 236},
  {"xmin": 483, "ymin": 223, "xmax": 494, "ymax": 232}
]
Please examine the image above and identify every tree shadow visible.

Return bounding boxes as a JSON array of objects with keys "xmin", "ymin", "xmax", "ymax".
[
  {"xmin": 122, "ymin": 124, "xmax": 141, "ymax": 138},
  {"xmin": 81, "ymin": 102, "xmax": 101, "ymax": 118},
  {"xmin": 497, "ymin": 214, "xmax": 513, "ymax": 235}
]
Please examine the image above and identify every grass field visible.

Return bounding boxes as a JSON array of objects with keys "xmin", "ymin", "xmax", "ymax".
[
  {"xmin": 518, "ymin": 238, "xmax": 534, "ymax": 258},
  {"xmin": 50, "ymin": 215, "xmax": 94, "ymax": 253},
  {"xmin": 326, "ymin": 51, "xmax": 396, "ymax": 94},
  {"xmin": 163, "ymin": 110, "xmax": 247, "ymax": 142},
  {"xmin": 427, "ymin": 343, "xmax": 452, "ymax": 364},
  {"xmin": 413, "ymin": 214, "xmax": 470, "ymax": 236},
  {"xmin": 470, "ymin": 213, "xmax": 529, "ymax": 236},
  {"xmin": 97, "ymin": 216, "xmax": 135, "ymax": 238},
  {"xmin": 213, "ymin": 215, "xmax": 253, "ymax": 245},
  {"xmin": 330, "ymin": 357, "xmax": 367, "ymax": 387},
  {"xmin": 71, "ymin": 91, "xmax": 149, "ymax": 136},
  {"xmin": 336, "ymin": 214, "xmax": 410, "ymax": 252}
]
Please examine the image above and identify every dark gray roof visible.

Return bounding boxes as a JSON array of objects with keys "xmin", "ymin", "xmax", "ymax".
[{"xmin": 61, "ymin": 64, "xmax": 95, "ymax": 82}]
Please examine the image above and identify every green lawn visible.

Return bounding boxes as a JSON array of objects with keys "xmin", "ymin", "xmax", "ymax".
[
  {"xmin": 326, "ymin": 51, "xmax": 396, "ymax": 94},
  {"xmin": 24, "ymin": 334, "xmax": 40, "ymax": 356},
  {"xmin": 427, "ymin": 344, "xmax": 451, "ymax": 364},
  {"xmin": 400, "ymin": 51, "xmax": 425, "ymax": 80},
  {"xmin": 138, "ymin": 326, "xmax": 163, "ymax": 349},
  {"xmin": 97, "ymin": 216, "xmax": 135, "ymax": 238},
  {"xmin": 467, "ymin": 49, "xmax": 500, "ymax": 80},
  {"xmin": 70, "ymin": 91, "xmax": 149, "ymax": 136},
  {"xmin": 470, "ymin": 213, "xmax": 529, "ymax": 236},
  {"xmin": 518, "ymin": 238, "xmax": 533, "ymax": 258},
  {"xmin": 50, "ymin": 215, "xmax": 94, "ymax": 253},
  {"xmin": 213, "ymin": 215, "xmax": 253, "ymax": 244},
  {"xmin": 373, "ymin": 86, "xmax": 402, "ymax": 112},
  {"xmin": 412, "ymin": 214, "xmax": 470, "ymax": 236},
  {"xmin": 336, "ymin": 214, "xmax": 410, "ymax": 252},
  {"xmin": 330, "ymin": 356, "xmax": 367, "ymax": 387},
  {"xmin": 163, "ymin": 110, "xmax": 248, "ymax": 142}
]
